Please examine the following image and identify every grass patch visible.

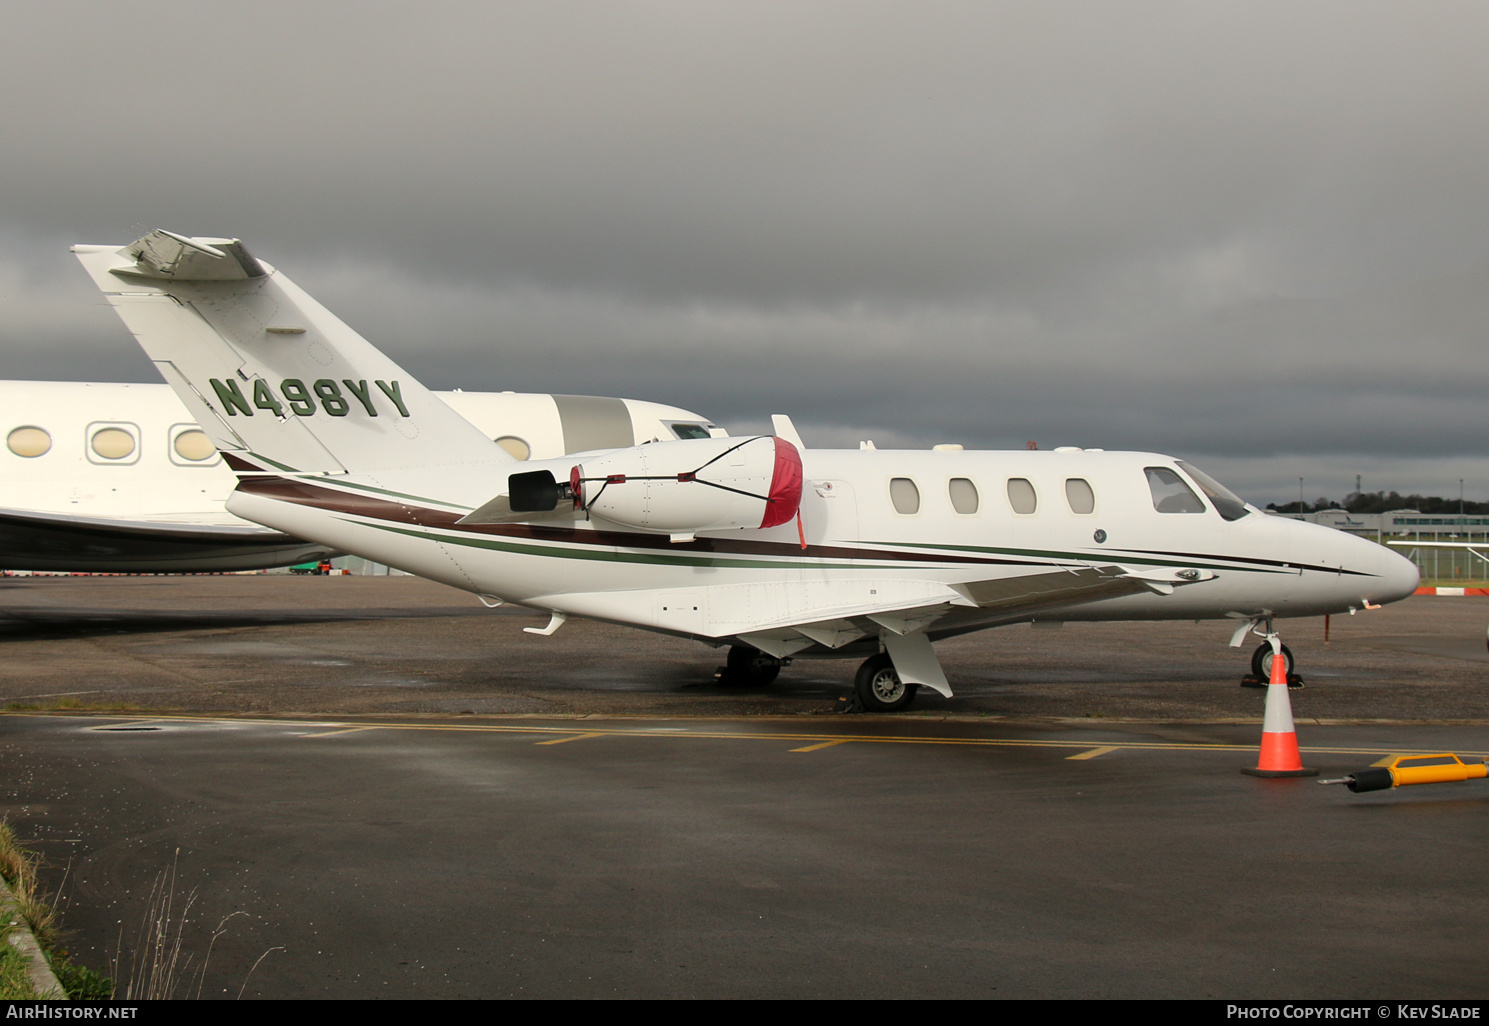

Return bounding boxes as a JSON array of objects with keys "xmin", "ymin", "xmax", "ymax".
[
  {"xmin": 0, "ymin": 819, "xmax": 113, "ymax": 999},
  {"xmin": 4, "ymin": 698, "xmax": 161, "ymax": 713},
  {"xmin": 50, "ymin": 952, "xmax": 113, "ymax": 999},
  {"xmin": 0, "ymin": 938, "xmax": 41, "ymax": 1000},
  {"xmin": 0, "ymin": 820, "xmax": 56, "ymax": 948}
]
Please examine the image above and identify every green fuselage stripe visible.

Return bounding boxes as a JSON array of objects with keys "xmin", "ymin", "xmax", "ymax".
[
  {"xmin": 355, "ymin": 519, "xmax": 915, "ymax": 570},
  {"xmin": 871, "ymin": 539, "xmax": 1291, "ymax": 575}
]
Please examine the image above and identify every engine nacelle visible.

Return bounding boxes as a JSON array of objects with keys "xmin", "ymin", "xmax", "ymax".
[{"xmin": 574, "ymin": 435, "xmax": 802, "ymax": 535}]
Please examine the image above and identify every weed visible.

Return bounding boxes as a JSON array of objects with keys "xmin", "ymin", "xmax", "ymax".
[
  {"xmin": 0, "ymin": 939, "xmax": 40, "ymax": 1000},
  {"xmin": 0, "ymin": 820, "xmax": 56, "ymax": 947},
  {"xmin": 0, "ymin": 820, "xmax": 29, "ymax": 886},
  {"xmin": 49, "ymin": 952, "xmax": 113, "ymax": 999},
  {"xmin": 3, "ymin": 825, "xmax": 270, "ymax": 1000},
  {"xmin": 114, "ymin": 853, "xmax": 272, "ymax": 1001},
  {"xmin": 117, "ymin": 854, "xmax": 198, "ymax": 1000},
  {"xmin": 2, "ymin": 699, "xmax": 154, "ymax": 713},
  {"xmin": 0, "ymin": 818, "xmax": 112, "ymax": 998}
]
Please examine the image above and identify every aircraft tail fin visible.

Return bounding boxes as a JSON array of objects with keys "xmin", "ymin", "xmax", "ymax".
[{"xmin": 73, "ymin": 230, "xmax": 509, "ymax": 477}]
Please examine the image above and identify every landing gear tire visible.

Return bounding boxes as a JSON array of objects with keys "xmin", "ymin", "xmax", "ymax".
[
  {"xmin": 1245, "ymin": 642, "xmax": 1302, "ymax": 688},
  {"xmin": 726, "ymin": 645, "xmax": 781, "ymax": 686},
  {"xmin": 855, "ymin": 653, "xmax": 917, "ymax": 712}
]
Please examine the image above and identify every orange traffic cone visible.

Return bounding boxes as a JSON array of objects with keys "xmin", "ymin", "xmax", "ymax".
[{"xmin": 1241, "ymin": 640, "xmax": 1317, "ymax": 778}]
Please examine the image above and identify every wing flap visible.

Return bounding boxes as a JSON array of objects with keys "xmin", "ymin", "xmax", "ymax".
[{"xmin": 956, "ymin": 565, "xmax": 1166, "ymax": 616}]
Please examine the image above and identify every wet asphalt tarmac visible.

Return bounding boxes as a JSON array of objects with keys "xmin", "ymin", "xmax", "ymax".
[{"xmin": 1, "ymin": 576, "xmax": 1487, "ymax": 998}]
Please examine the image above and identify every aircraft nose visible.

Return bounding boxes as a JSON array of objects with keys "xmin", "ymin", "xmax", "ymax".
[
  {"xmin": 1370, "ymin": 542, "xmax": 1421, "ymax": 605},
  {"xmin": 1297, "ymin": 519, "xmax": 1420, "ymax": 610},
  {"xmin": 1331, "ymin": 528, "xmax": 1419, "ymax": 606}
]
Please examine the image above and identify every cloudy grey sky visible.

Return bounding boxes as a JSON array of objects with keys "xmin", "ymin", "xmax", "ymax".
[{"xmin": 3, "ymin": 1, "xmax": 1487, "ymax": 506}]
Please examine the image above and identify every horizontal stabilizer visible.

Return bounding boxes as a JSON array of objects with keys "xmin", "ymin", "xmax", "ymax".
[{"xmin": 115, "ymin": 230, "xmax": 267, "ymax": 281}]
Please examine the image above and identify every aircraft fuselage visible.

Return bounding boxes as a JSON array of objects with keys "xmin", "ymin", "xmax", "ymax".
[{"xmin": 221, "ymin": 445, "xmax": 1418, "ymax": 651}]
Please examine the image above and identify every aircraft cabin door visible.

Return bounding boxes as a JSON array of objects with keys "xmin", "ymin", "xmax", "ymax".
[{"xmin": 802, "ymin": 479, "xmax": 858, "ymax": 548}]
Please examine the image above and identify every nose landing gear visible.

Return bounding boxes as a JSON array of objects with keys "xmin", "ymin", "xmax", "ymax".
[
  {"xmin": 1241, "ymin": 641, "xmax": 1304, "ymax": 689},
  {"xmin": 1235, "ymin": 617, "xmax": 1304, "ymax": 688}
]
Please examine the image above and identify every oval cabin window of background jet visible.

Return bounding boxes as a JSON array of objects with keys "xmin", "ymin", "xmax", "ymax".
[
  {"xmin": 90, "ymin": 427, "xmax": 135, "ymax": 460},
  {"xmin": 889, "ymin": 477, "xmax": 921, "ymax": 515},
  {"xmin": 1007, "ymin": 477, "xmax": 1037, "ymax": 514},
  {"xmin": 1065, "ymin": 478, "xmax": 1095, "ymax": 514},
  {"xmin": 948, "ymin": 477, "xmax": 979, "ymax": 514},
  {"xmin": 173, "ymin": 429, "xmax": 216, "ymax": 462},
  {"xmin": 495, "ymin": 436, "xmax": 531, "ymax": 461},
  {"xmin": 7, "ymin": 426, "xmax": 51, "ymax": 458}
]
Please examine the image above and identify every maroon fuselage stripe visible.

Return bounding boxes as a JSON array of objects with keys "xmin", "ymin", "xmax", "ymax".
[{"xmin": 231, "ymin": 473, "xmax": 1030, "ymax": 566}]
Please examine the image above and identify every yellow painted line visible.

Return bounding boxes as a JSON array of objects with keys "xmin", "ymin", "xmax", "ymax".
[
  {"xmin": 791, "ymin": 739, "xmax": 852, "ymax": 752},
  {"xmin": 535, "ymin": 732, "xmax": 606, "ymax": 746},
  {"xmin": 299, "ymin": 726, "xmax": 380, "ymax": 738},
  {"xmin": 1066, "ymin": 746, "xmax": 1119, "ymax": 761},
  {"xmin": 27, "ymin": 713, "xmax": 1489, "ymax": 761}
]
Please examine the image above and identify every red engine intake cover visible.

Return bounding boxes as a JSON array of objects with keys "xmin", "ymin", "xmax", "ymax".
[{"xmin": 759, "ymin": 437, "xmax": 804, "ymax": 528}]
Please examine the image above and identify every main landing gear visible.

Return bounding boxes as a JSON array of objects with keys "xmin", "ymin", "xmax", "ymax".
[
  {"xmin": 854, "ymin": 652, "xmax": 920, "ymax": 712},
  {"xmin": 723, "ymin": 644, "xmax": 782, "ymax": 686},
  {"xmin": 721, "ymin": 642, "xmax": 938, "ymax": 712}
]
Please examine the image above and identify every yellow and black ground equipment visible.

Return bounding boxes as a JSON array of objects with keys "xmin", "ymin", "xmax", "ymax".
[{"xmin": 1320, "ymin": 753, "xmax": 1488, "ymax": 793}]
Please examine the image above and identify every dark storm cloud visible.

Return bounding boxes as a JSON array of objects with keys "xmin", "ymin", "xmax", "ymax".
[{"xmin": 3, "ymin": 2, "xmax": 1488, "ymax": 504}]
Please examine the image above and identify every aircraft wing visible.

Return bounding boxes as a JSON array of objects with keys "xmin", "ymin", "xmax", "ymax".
[
  {"xmin": 0, "ymin": 507, "xmax": 336, "ymax": 573},
  {"xmin": 533, "ymin": 562, "xmax": 1210, "ymax": 663},
  {"xmin": 733, "ymin": 563, "xmax": 1186, "ymax": 657}
]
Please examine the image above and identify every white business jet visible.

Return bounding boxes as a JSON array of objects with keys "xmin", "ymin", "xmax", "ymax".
[
  {"xmin": 0, "ymin": 382, "xmax": 721, "ymax": 573},
  {"xmin": 72, "ymin": 230, "xmax": 1419, "ymax": 710}
]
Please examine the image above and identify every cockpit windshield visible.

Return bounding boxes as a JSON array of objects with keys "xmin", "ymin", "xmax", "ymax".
[
  {"xmin": 1145, "ymin": 467, "xmax": 1206, "ymax": 513},
  {"xmin": 1176, "ymin": 462, "xmax": 1250, "ymax": 521}
]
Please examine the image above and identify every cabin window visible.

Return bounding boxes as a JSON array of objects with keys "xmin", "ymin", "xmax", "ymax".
[
  {"xmin": 1177, "ymin": 462, "xmax": 1251, "ymax": 521},
  {"xmin": 889, "ymin": 477, "xmax": 921, "ymax": 515},
  {"xmin": 1006, "ymin": 478, "xmax": 1037, "ymax": 514},
  {"xmin": 1065, "ymin": 478, "xmax": 1095, "ymax": 514},
  {"xmin": 172, "ymin": 429, "xmax": 217, "ymax": 463},
  {"xmin": 495, "ymin": 435, "xmax": 531, "ymax": 461},
  {"xmin": 1145, "ymin": 467, "xmax": 1205, "ymax": 513},
  {"xmin": 6, "ymin": 426, "xmax": 51, "ymax": 458},
  {"xmin": 669, "ymin": 423, "xmax": 712, "ymax": 440},
  {"xmin": 948, "ymin": 478, "xmax": 979, "ymax": 514},
  {"xmin": 90, "ymin": 427, "xmax": 136, "ymax": 461}
]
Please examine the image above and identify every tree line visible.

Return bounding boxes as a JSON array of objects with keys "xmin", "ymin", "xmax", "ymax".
[{"xmin": 1264, "ymin": 492, "xmax": 1489, "ymax": 516}]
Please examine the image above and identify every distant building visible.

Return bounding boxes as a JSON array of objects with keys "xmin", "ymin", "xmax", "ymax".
[
  {"xmin": 1275, "ymin": 509, "xmax": 1489, "ymax": 542},
  {"xmin": 1274, "ymin": 510, "xmax": 1489, "ymax": 581}
]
